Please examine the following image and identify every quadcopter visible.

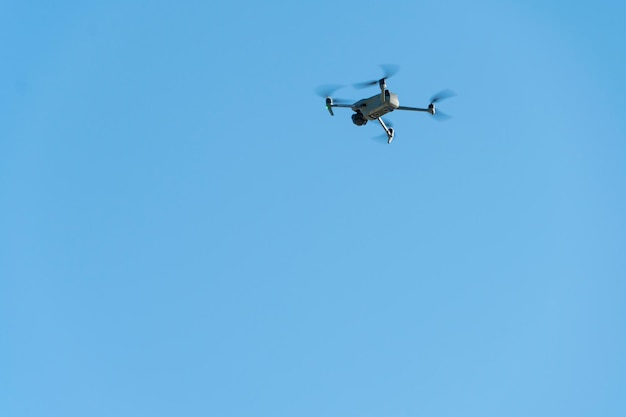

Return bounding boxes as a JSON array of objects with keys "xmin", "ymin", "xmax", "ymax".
[{"xmin": 317, "ymin": 65, "xmax": 455, "ymax": 144}]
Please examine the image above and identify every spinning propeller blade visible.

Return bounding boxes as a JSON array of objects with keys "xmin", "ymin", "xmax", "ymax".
[
  {"xmin": 432, "ymin": 110, "xmax": 453, "ymax": 121},
  {"xmin": 315, "ymin": 84, "xmax": 344, "ymax": 98},
  {"xmin": 429, "ymin": 89, "xmax": 456, "ymax": 121},
  {"xmin": 354, "ymin": 64, "xmax": 399, "ymax": 89},
  {"xmin": 316, "ymin": 84, "xmax": 352, "ymax": 116},
  {"xmin": 316, "ymin": 85, "xmax": 352, "ymax": 103},
  {"xmin": 430, "ymin": 89, "xmax": 456, "ymax": 104}
]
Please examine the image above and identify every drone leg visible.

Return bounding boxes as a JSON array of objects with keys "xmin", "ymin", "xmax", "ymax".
[{"xmin": 377, "ymin": 117, "xmax": 395, "ymax": 144}]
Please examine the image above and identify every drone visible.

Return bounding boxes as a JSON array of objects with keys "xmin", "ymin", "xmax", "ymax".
[{"xmin": 317, "ymin": 65, "xmax": 455, "ymax": 144}]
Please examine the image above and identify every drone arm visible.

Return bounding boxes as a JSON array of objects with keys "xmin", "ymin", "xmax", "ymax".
[
  {"xmin": 397, "ymin": 105, "xmax": 432, "ymax": 113},
  {"xmin": 326, "ymin": 103, "xmax": 352, "ymax": 116},
  {"xmin": 325, "ymin": 96, "xmax": 353, "ymax": 116}
]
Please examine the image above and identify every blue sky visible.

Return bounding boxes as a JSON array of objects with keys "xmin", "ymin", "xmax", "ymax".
[{"xmin": 2, "ymin": 1, "xmax": 625, "ymax": 416}]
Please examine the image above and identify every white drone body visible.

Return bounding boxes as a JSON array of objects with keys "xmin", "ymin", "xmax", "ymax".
[{"xmin": 321, "ymin": 67, "xmax": 453, "ymax": 144}]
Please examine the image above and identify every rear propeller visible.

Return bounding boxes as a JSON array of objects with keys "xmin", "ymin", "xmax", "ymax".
[
  {"xmin": 354, "ymin": 64, "xmax": 399, "ymax": 89},
  {"xmin": 428, "ymin": 89, "xmax": 456, "ymax": 121},
  {"xmin": 430, "ymin": 89, "xmax": 456, "ymax": 104}
]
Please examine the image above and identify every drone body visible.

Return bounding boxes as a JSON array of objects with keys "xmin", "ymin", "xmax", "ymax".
[
  {"xmin": 319, "ymin": 66, "xmax": 454, "ymax": 144},
  {"xmin": 350, "ymin": 90, "xmax": 400, "ymax": 121}
]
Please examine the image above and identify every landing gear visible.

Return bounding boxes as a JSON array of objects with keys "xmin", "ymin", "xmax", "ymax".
[
  {"xmin": 377, "ymin": 117, "xmax": 394, "ymax": 144},
  {"xmin": 353, "ymin": 112, "xmax": 394, "ymax": 144}
]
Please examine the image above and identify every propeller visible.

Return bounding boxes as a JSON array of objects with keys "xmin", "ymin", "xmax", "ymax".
[
  {"xmin": 315, "ymin": 84, "xmax": 343, "ymax": 98},
  {"xmin": 354, "ymin": 64, "xmax": 399, "ymax": 89},
  {"xmin": 432, "ymin": 110, "xmax": 453, "ymax": 121},
  {"xmin": 428, "ymin": 89, "xmax": 456, "ymax": 121},
  {"xmin": 430, "ymin": 89, "xmax": 456, "ymax": 104},
  {"xmin": 331, "ymin": 98, "xmax": 354, "ymax": 105},
  {"xmin": 315, "ymin": 84, "xmax": 353, "ymax": 105}
]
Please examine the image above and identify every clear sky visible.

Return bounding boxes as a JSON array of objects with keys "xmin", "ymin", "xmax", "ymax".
[{"xmin": 2, "ymin": 1, "xmax": 625, "ymax": 416}]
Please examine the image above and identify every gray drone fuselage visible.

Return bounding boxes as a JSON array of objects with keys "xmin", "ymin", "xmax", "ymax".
[
  {"xmin": 323, "ymin": 75, "xmax": 447, "ymax": 144},
  {"xmin": 352, "ymin": 90, "xmax": 400, "ymax": 120}
]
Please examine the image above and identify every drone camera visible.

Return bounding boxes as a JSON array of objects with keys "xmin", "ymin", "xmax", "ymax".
[{"xmin": 351, "ymin": 112, "xmax": 367, "ymax": 126}]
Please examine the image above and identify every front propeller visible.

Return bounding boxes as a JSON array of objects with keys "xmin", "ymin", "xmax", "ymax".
[
  {"xmin": 315, "ymin": 85, "xmax": 353, "ymax": 116},
  {"xmin": 315, "ymin": 84, "xmax": 343, "ymax": 98},
  {"xmin": 315, "ymin": 85, "xmax": 352, "ymax": 103}
]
